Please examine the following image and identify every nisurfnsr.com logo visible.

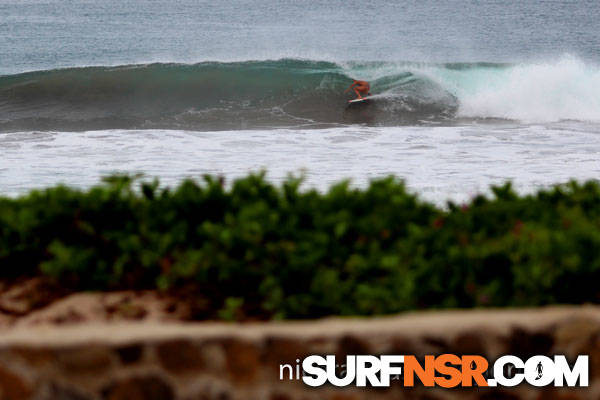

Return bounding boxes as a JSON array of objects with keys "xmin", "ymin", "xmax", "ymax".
[{"xmin": 279, "ymin": 354, "xmax": 588, "ymax": 387}]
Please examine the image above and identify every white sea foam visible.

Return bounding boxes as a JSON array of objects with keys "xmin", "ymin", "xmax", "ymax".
[
  {"xmin": 431, "ymin": 56, "xmax": 600, "ymax": 122},
  {"xmin": 1, "ymin": 123, "xmax": 600, "ymax": 204}
]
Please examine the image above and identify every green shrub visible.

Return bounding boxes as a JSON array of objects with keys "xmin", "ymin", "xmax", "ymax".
[{"xmin": 1, "ymin": 173, "xmax": 600, "ymax": 320}]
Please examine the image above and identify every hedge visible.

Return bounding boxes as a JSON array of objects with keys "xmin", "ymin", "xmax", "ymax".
[{"xmin": 1, "ymin": 173, "xmax": 600, "ymax": 320}]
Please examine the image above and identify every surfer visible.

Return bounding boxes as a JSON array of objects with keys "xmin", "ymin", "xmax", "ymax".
[
  {"xmin": 535, "ymin": 361, "xmax": 543, "ymax": 380},
  {"xmin": 345, "ymin": 79, "xmax": 371, "ymax": 99}
]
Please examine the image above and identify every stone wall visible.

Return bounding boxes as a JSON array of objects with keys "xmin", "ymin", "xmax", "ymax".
[{"xmin": 0, "ymin": 306, "xmax": 598, "ymax": 400}]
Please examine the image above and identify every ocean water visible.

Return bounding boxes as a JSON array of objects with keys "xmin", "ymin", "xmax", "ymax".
[{"xmin": 2, "ymin": 0, "xmax": 600, "ymax": 202}]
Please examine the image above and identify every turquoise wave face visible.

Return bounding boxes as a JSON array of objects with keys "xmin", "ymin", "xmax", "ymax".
[{"xmin": 0, "ymin": 59, "xmax": 467, "ymax": 132}]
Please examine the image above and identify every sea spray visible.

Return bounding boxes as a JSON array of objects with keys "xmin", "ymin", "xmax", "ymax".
[{"xmin": 432, "ymin": 56, "xmax": 600, "ymax": 122}]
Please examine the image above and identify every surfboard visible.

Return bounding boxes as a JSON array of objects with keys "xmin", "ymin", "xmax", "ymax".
[{"xmin": 348, "ymin": 97, "xmax": 370, "ymax": 103}]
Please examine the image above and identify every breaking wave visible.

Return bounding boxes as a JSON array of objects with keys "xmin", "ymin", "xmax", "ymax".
[{"xmin": 1, "ymin": 56, "xmax": 599, "ymax": 132}]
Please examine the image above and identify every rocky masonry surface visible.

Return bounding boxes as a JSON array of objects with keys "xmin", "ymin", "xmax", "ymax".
[{"xmin": 0, "ymin": 306, "xmax": 598, "ymax": 400}]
